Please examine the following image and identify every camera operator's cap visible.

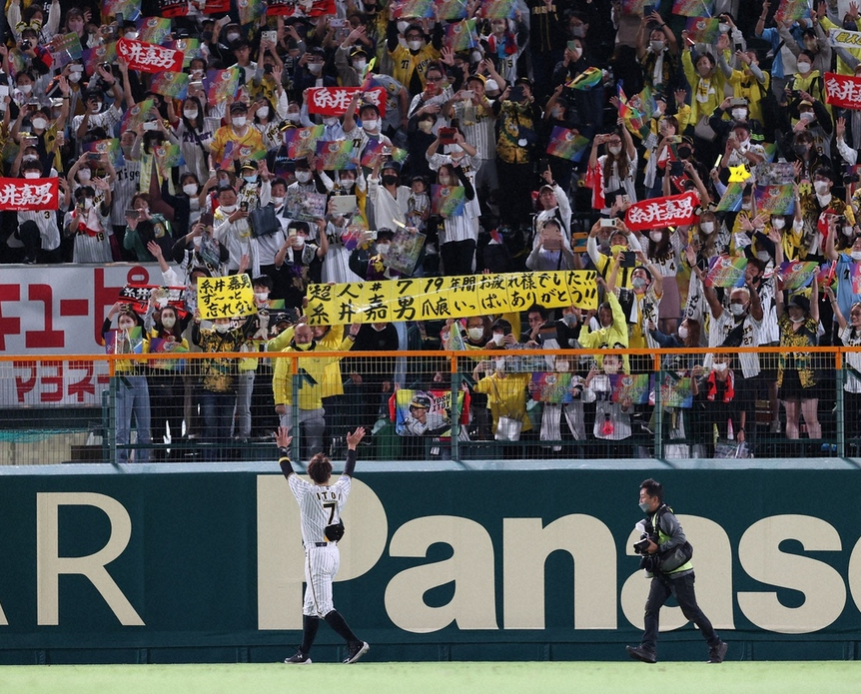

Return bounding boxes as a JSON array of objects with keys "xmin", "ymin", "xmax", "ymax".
[
  {"xmin": 240, "ymin": 160, "xmax": 258, "ymax": 171},
  {"xmin": 410, "ymin": 394, "xmax": 431, "ymax": 409},
  {"xmin": 466, "ymin": 73, "xmax": 486, "ymax": 85},
  {"xmin": 229, "ymin": 101, "xmax": 248, "ymax": 113}
]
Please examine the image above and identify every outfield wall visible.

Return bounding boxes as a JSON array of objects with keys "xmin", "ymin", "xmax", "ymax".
[{"xmin": 1, "ymin": 464, "xmax": 861, "ymax": 664}]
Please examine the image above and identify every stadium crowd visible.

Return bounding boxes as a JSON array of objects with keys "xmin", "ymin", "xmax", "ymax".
[{"xmin": 3, "ymin": 0, "xmax": 861, "ymax": 459}]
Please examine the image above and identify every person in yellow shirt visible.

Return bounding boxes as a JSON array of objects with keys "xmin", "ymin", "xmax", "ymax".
[
  {"xmin": 210, "ymin": 102, "xmax": 266, "ymax": 169},
  {"xmin": 102, "ymin": 302, "xmax": 151, "ymax": 463},
  {"xmin": 387, "ymin": 21, "xmax": 442, "ymax": 96},
  {"xmin": 472, "ymin": 356, "xmax": 532, "ymax": 442},
  {"xmin": 270, "ymin": 321, "xmax": 359, "ymax": 457}
]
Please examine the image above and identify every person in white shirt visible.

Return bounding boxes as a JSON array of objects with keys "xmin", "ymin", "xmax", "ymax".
[{"xmin": 213, "ymin": 185, "xmax": 260, "ymax": 277}]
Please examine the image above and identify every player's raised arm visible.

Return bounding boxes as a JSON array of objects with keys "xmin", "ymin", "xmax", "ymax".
[
  {"xmin": 343, "ymin": 427, "xmax": 366, "ymax": 477},
  {"xmin": 276, "ymin": 426, "xmax": 295, "ymax": 477}
]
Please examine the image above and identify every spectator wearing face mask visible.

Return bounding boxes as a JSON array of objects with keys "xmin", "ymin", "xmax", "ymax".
[
  {"xmin": 387, "ymin": 22, "xmax": 442, "ymax": 97},
  {"xmin": 191, "ymin": 310, "xmax": 257, "ymax": 461},
  {"xmin": 146, "ymin": 302, "xmax": 189, "ymax": 460},
  {"xmin": 213, "ymin": 184, "xmax": 260, "ymax": 277},
  {"xmin": 825, "ymin": 223, "xmax": 861, "ymax": 328},
  {"xmin": 801, "ymin": 168, "xmax": 853, "ymax": 261},
  {"xmin": 636, "ymin": 14, "xmax": 679, "ymax": 95},
  {"xmin": 781, "ymin": 26, "xmax": 832, "ymax": 87},
  {"xmin": 294, "ymin": 46, "xmax": 335, "ymax": 94},
  {"xmin": 64, "ymin": 183, "xmax": 113, "ymax": 263},
  {"xmin": 695, "ymin": 353, "xmax": 738, "ymax": 454},
  {"xmin": 782, "ymin": 95, "xmax": 833, "ymax": 163},
  {"xmin": 344, "ymin": 95, "xmax": 394, "ymax": 179},
  {"xmin": 472, "ymin": 355, "xmax": 533, "ymax": 445},
  {"xmin": 691, "ymin": 266, "xmax": 763, "ymax": 446},
  {"xmin": 123, "ymin": 193, "xmax": 174, "ymax": 262},
  {"xmin": 275, "ymin": 221, "xmax": 328, "ymax": 310},
  {"xmin": 211, "ymin": 102, "xmax": 265, "ymax": 174},
  {"xmin": 583, "ymin": 353, "xmax": 633, "ymax": 449},
  {"xmin": 709, "ymin": 97, "xmax": 764, "ymax": 146},
  {"xmin": 15, "ymin": 158, "xmax": 65, "ymax": 263},
  {"xmin": 169, "ymin": 96, "xmax": 214, "ymax": 185},
  {"xmin": 72, "ymin": 76, "xmax": 126, "ymax": 146}
]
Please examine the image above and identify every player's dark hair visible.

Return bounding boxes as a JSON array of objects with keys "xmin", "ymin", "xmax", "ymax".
[
  {"xmin": 640, "ymin": 478, "xmax": 663, "ymax": 502},
  {"xmin": 307, "ymin": 454, "xmax": 333, "ymax": 484}
]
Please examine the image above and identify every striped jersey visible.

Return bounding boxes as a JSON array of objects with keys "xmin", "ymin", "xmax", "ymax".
[{"xmin": 289, "ymin": 474, "xmax": 351, "ymax": 546}]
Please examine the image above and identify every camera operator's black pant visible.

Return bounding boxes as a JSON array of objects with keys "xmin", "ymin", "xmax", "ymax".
[{"xmin": 642, "ymin": 571, "xmax": 720, "ymax": 653}]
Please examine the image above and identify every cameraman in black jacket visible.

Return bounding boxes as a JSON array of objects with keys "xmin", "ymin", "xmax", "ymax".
[{"xmin": 627, "ymin": 478, "xmax": 728, "ymax": 665}]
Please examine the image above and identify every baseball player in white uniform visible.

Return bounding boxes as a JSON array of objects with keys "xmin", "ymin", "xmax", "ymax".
[{"xmin": 278, "ymin": 425, "xmax": 370, "ymax": 665}]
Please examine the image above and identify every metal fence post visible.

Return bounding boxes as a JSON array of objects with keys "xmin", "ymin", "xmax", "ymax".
[
  {"xmin": 451, "ymin": 354, "xmax": 461, "ymax": 463},
  {"xmin": 291, "ymin": 355, "xmax": 300, "ymax": 462},
  {"xmin": 836, "ymin": 352, "xmax": 845, "ymax": 458},
  {"xmin": 653, "ymin": 355, "xmax": 663, "ymax": 460},
  {"xmin": 108, "ymin": 375, "xmax": 117, "ymax": 464}
]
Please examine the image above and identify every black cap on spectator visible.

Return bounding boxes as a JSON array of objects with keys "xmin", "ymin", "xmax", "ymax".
[
  {"xmin": 240, "ymin": 160, "xmax": 258, "ymax": 171},
  {"xmin": 814, "ymin": 166, "xmax": 835, "ymax": 181},
  {"xmin": 230, "ymin": 101, "xmax": 248, "ymax": 113},
  {"xmin": 381, "ymin": 160, "xmax": 401, "ymax": 174}
]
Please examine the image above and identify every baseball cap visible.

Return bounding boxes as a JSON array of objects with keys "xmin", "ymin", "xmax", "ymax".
[{"xmin": 230, "ymin": 102, "xmax": 248, "ymax": 113}]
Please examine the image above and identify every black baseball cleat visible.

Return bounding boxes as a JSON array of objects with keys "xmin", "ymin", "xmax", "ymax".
[
  {"xmin": 284, "ymin": 651, "xmax": 312, "ymax": 664},
  {"xmin": 626, "ymin": 645, "xmax": 657, "ymax": 663},
  {"xmin": 343, "ymin": 641, "xmax": 370, "ymax": 664},
  {"xmin": 708, "ymin": 641, "xmax": 728, "ymax": 664}
]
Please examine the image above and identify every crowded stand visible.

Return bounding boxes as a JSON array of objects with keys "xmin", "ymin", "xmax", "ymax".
[{"xmin": 2, "ymin": 0, "xmax": 861, "ymax": 462}]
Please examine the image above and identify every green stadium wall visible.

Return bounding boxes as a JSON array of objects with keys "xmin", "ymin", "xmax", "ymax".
[{"xmin": 1, "ymin": 466, "xmax": 860, "ymax": 664}]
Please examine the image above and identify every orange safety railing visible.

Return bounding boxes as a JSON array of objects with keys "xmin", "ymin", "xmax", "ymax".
[{"xmin": 1, "ymin": 345, "xmax": 860, "ymax": 465}]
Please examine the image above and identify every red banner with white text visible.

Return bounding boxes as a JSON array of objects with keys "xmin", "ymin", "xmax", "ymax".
[
  {"xmin": 116, "ymin": 37, "xmax": 184, "ymax": 73},
  {"xmin": 824, "ymin": 72, "xmax": 861, "ymax": 110},
  {"xmin": 306, "ymin": 86, "xmax": 388, "ymax": 117},
  {"xmin": 624, "ymin": 191, "xmax": 700, "ymax": 231},
  {"xmin": 0, "ymin": 177, "xmax": 59, "ymax": 211}
]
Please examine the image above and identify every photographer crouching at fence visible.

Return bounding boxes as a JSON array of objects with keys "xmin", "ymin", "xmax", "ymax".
[{"xmin": 627, "ymin": 478, "xmax": 727, "ymax": 665}]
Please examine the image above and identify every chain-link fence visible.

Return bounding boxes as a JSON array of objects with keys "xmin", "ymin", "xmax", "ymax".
[{"xmin": 1, "ymin": 346, "xmax": 859, "ymax": 465}]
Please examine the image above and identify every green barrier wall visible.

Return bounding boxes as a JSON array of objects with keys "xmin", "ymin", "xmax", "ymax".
[{"xmin": 1, "ymin": 467, "xmax": 861, "ymax": 664}]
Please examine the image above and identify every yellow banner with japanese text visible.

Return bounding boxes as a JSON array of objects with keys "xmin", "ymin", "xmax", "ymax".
[
  {"xmin": 304, "ymin": 271, "xmax": 598, "ymax": 325},
  {"xmin": 196, "ymin": 275, "xmax": 258, "ymax": 320}
]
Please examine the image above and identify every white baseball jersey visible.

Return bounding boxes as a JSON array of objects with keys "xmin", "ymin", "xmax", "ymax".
[{"xmin": 289, "ymin": 474, "xmax": 351, "ymax": 546}]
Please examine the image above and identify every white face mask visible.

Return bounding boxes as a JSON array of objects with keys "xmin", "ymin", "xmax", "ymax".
[
  {"xmin": 78, "ymin": 169, "xmax": 92, "ymax": 181},
  {"xmin": 376, "ymin": 242, "xmax": 390, "ymax": 255},
  {"xmin": 844, "ymin": 226, "xmax": 855, "ymax": 237},
  {"xmin": 308, "ymin": 62, "xmax": 323, "ymax": 75},
  {"xmin": 797, "ymin": 62, "xmax": 811, "ymax": 74},
  {"xmin": 161, "ymin": 315, "xmax": 176, "ymax": 328},
  {"xmin": 226, "ymin": 32, "xmax": 240, "ymax": 43},
  {"xmin": 494, "ymin": 358, "xmax": 506, "ymax": 372},
  {"xmin": 24, "ymin": 171, "xmax": 40, "ymax": 179},
  {"xmin": 232, "ymin": 116, "xmax": 247, "ymax": 127},
  {"xmin": 650, "ymin": 40, "xmax": 665, "ymax": 53},
  {"xmin": 340, "ymin": 178, "xmax": 355, "ymax": 189},
  {"xmin": 731, "ymin": 108, "xmax": 747, "ymax": 121},
  {"xmin": 255, "ymin": 292, "xmax": 269, "ymax": 302},
  {"xmin": 214, "ymin": 323, "xmax": 230, "ymax": 333},
  {"xmin": 183, "ymin": 183, "xmax": 198, "ymax": 196},
  {"xmin": 294, "ymin": 235, "xmax": 306, "ymax": 248},
  {"xmin": 491, "ymin": 333, "xmax": 504, "ymax": 345},
  {"xmin": 184, "ymin": 109, "xmax": 198, "ymax": 119},
  {"xmin": 353, "ymin": 60, "xmax": 367, "ymax": 73},
  {"xmin": 256, "ymin": 107, "xmax": 269, "ymax": 119},
  {"xmin": 741, "ymin": 203, "xmax": 752, "ymax": 211},
  {"xmin": 408, "ymin": 40, "xmax": 423, "ymax": 51},
  {"xmin": 730, "ymin": 303, "xmax": 746, "ymax": 317},
  {"xmin": 220, "ymin": 204, "xmax": 237, "ymax": 214},
  {"xmin": 608, "ymin": 145, "xmax": 622, "ymax": 156},
  {"xmin": 649, "ymin": 231, "xmax": 663, "ymax": 243},
  {"xmin": 83, "ymin": 198, "xmax": 94, "ymax": 210},
  {"xmin": 272, "ymin": 196, "xmax": 285, "ymax": 206},
  {"xmin": 678, "ymin": 325, "xmax": 689, "ymax": 340},
  {"xmin": 19, "ymin": 84, "xmax": 32, "ymax": 94},
  {"xmin": 714, "ymin": 362, "xmax": 728, "ymax": 372},
  {"xmin": 118, "ymin": 321, "xmax": 136, "ymax": 331},
  {"xmin": 850, "ymin": 250, "xmax": 861, "ymax": 260},
  {"xmin": 814, "ymin": 180, "xmax": 830, "ymax": 195},
  {"xmin": 700, "ymin": 221, "xmax": 715, "ymax": 235},
  {"xmin": 603, "ymin": 362, "xmax": 619, "ymax": 375},
  {"xmin": 772, "ymin": 217, "xmax": 786, "ymax": 229},
  {"xmin": 790, "ymin": 315, "xmax": 805, "ymax": 324},
  {"xmin": 556, "ymin": 361, "xmax": 570, "ymax": 372},
  {"xmin": 468, "ymin": 327, "xmax": 484, "ymax": 341},
  {"xmin": 32, "ymin": 118, "xmax": 47, "ymax": 130},
  {"xmin": 295, "ymin": 171, "xmax": 312, "ymax": 183},
  {"xmin": 68, "ymin": 71, "xmax": 82, "ymax": 83},
  {"xmin": 323, "ymin": 116, "xmax": 339, "ymax": 126},
  {"xmin": 286, "ymin": 112, "xmax": 301, "ymax": 122},
  {"xmin": 362, "ymin": 119, "xmax": 379, "ymax": 132}
]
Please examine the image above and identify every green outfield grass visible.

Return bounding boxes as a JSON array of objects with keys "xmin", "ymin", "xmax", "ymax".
[{"xmin": 0, "ymin": 661, "xmax": 859, "ymax": 694}]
